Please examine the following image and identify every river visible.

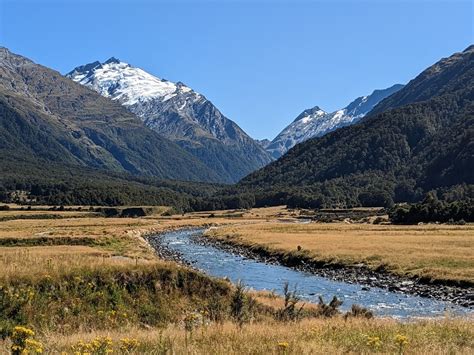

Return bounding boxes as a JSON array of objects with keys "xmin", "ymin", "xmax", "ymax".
[{"xmin": 149, "ymin": 228, "xmax": 473, "ymax": 319}]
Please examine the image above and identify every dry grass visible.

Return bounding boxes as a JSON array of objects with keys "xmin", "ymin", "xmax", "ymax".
[
  {"xmin": 0, "ymin": 245, "xmax": 160, "ymax": 280},
  {"xmin": 0, "ymin": 210, "xmax": 92, "ymax": 218},
  {"xmin": 249, "ymin": 289, "xmax": 317, "ymax": 311},
  {"xmin": 206, "ymin": 222, "xmax": 474, "ymax": 284},
  {"xmin": 4, "ymin": 317, "xmax": 471, "ymax": 354},
  {"xmin": 2, "ymin": 206, "xmax": 473, "ymax": 283},
  {"xmin": 0, "ymin": 207, "xmax": 264, "ymax": 278},
  {"xmin": 0, "ymin": 206, "xmax": 473, "ymax": 353},
  {"xmin": 188, "ymin": 205, "xmax": 292, "ymax": 219}
]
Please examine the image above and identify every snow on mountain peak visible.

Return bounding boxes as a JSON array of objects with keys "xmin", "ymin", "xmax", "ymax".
[
  {"xmin": 67, "ymin": 57, "xmax": 273, "ymax": 182},
  {"xmin": 293, "ymin": 106, "xmax": 326, "ymax": 123},
  {"xmin": 67, "ymin": 58, "xmax": 198, "ymax": 107},
  {"xmin": 266, "ymin": 84, "xmax": 404, "ymax": 159}
]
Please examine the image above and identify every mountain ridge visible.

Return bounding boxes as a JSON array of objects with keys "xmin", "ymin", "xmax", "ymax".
[
  {"xmin": 237, "ymin": 46, "xmax": 473, "ymax": 208},
  {"xmin": 0, "ymin": 47, "xmax": 221, "ymax": 182},
  {"xmin": 67, "ymin": 58, "xmax": 273, "ymax": 183},
  {"xmin": 266, "ymin": 84, "xmax": 404, "ymax": 159}
]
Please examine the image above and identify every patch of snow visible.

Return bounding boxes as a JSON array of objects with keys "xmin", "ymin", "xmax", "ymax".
[
  {"xmin": 68, "ymin": 60, "xmax": 197, "ymax": 107},
  {"xmin": 300, "ymin": 115, "xmax": 312, "ymax": 124},
  {"xmin": 266, "ymin": 85, "xmax": 403, "ymax": 159},
  {"xmin": 332, "ymin": 109, "xmax": 345, "ymax": 120}
]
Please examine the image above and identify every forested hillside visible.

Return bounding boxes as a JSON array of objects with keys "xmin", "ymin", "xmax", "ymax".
[
  {"xmin": 0, "ymin": 47, "xmax": 221, "ymax": 183},
  {"xmin": 233, "ymin": 46, "xmax": 473, "ymax": 208}
]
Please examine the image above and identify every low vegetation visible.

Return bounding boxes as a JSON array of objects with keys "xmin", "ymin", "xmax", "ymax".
[
  {"xmin": 0, "ymin": 206, "xmax": 473, "ymax": 353},
  {"xmin": 2, "ymin": 318, "xmax": 472, "ymax": 354}
]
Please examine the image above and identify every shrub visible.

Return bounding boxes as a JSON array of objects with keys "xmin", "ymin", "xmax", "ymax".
[
  {"xmin": 10, "ymin": 326, "xmax": 43, "ymax": 354},
  {"xmin": 344, "ymin": 304, "xmax": 374, "ymax": 319},
  {"xmin": 231, "ymin": 281, "xmax": 248, "ymax": 326},
  {"xmin": 317, "ymin": 296, "xmax": 342, "ymax": 317},
  {"xmin": 277, "ymin": 282, "xmax": 304, "ymax": 321}
]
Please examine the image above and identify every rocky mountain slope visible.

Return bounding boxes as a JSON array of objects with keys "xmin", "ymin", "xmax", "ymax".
[
  {"xmin": 0, "ymin": 47, "xmax": 221, "ymax": 182},
  {"xmin": 238, "ymin": 46, "xmax": 473, "ymax": 207},
  {"xmin": 266, "ymin": 84, "xmax": 404, "ymax": 159},
  {"xmin": 67, "ymin": 59, "xmax": 272, "ymax": 183}
]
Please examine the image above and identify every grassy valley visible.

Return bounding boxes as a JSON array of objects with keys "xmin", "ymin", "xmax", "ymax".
[
  {"xmin": 0, "ymin": 6, "xmax": 473, "ymax": 354},
  {"xmin": 0, "ymin": 205, "xmax": 473, "ymax": 353}
]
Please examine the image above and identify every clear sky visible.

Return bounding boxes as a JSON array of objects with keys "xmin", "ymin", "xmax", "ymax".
[{"xmin": 0, "ymin": 0, "xmax": 472, "ymax": 139}]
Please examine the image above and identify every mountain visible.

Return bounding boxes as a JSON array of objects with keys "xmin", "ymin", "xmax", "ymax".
[
  {"xmin": 370, "ymin": 46, "xmax": 474, "ymax": 115},
  {"xmin": 256, "ymin": 138, "xmax": 271, "ymax": 149},
  {"xmin": 238, "ymin": 46, "xmax": 474, "ymax": 208},
  {"xmin": 0, "ymin": 47, "xmax": 221, "ymax": 183},
  {"xmin": 266, "ymin": 84, "xmax": 404, "ymax": 159},
  {"xmin": 67, "ymin": 59, "xmax": 272, "ymax": 183}
]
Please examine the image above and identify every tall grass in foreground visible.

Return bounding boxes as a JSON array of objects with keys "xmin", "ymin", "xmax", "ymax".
[
  {"xmin": 0, "ymin": 264, "xmax": 232, "ymax": 337},
  {"xmin": 1, "ymin": 259, "xmax": 473, "ymax": 354},
  {"xmin": 1, "ymin": 318, "xmax": 472, "ymax": 354}
]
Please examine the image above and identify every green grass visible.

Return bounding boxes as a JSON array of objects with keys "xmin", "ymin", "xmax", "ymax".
[{"xmin": 0, "ymin": 264, "xmax": 232, "ymax": 338}]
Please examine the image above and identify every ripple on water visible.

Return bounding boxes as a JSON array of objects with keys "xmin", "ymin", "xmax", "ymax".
[{"xmin": 152, "ymin": 229, "xmax": 473, "ymax": 319}]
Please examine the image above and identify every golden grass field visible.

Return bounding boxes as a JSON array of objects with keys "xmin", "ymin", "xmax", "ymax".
[
  {"xmin": 24, "ymin": 318, "xmax": 474, "ymax": 354},
  {"xmin": 0, "ymin": 205, "xmax": 292, "ymax": 278},
  {"xmin": 0, "ymin": 205, "xmax": 473, "ymax": 354},
  {"xmin": 206, "ymin": 221, "xmax": 474, "ymax": 284}
]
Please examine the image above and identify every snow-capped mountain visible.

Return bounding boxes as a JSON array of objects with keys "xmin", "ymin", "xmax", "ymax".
[
  {"xmin": 67, "ymin": 58, "xmax": 272, "ymax": 183},
  {"xmin": 266, "ymin": 84, "xmax": 404, "ymax": 159}
]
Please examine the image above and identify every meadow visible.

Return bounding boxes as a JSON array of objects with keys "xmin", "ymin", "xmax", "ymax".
[{"xmin": 0, "ymin": 205, "xmax": 473, "ymax": 354}]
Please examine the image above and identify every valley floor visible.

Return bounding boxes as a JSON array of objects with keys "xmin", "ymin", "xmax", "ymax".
[{"xmin": 0, "ymin": 205, "xmax": 473, "ymax": 354}]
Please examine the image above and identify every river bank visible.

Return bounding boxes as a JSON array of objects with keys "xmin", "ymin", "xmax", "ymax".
[
  {"xmin": 190, "ymin": 230, "xmax": 474, "ymax": 309},
  {"xmin": 147, "ymin": 228, "xmax": 473, "ymax": 318}
]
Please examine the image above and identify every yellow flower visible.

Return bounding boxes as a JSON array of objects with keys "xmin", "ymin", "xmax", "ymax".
[
  {"xmin": 13, "ymin": 326, "xmax": 35, "ymax": 337},
  {"xmin": 366, "ymin": 335, "xmax": 382, "ymax": 348},
  {"xmin": 394, "ymin": 334, "xmax": 409, "ymax": 346},
  {"xmin": 11, "ymin": 327, "xmax": 43, "ymax": 354},
  {"xmin": 120, "ymin": 337, "xmax": 140, "ymax": 351},
  {"xmin": 277, "ymin": 341, "xmax": 289, "ymax": 348}
]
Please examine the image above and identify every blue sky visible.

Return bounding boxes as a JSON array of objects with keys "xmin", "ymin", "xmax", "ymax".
[{"xmin": 0, "ymin": 0, "xmax": 472, "ymax": 139}]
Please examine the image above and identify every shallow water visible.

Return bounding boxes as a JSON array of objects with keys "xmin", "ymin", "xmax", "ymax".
[{"xmin": 153, "ymin": 228, "xmax": 473, "ymax": 319}]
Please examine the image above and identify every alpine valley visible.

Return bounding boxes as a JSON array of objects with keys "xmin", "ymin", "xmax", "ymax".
[
  {"xmin": 0, "ymin": 45, "xmax": 472, "ymax": 212},
  {"xmin": 2, "ymin": 2, "xmax": 474, "ymax": 354}
]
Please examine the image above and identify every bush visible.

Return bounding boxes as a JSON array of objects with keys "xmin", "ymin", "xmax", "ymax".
[
  {"xmin": 344, "ymin": 304, "xmax": 374, "ymax": 319},
  {"xmin": 276, "ymin": 282, "xmax": 304, "ymax": 321},
  {"xmin": 389, "ymin": 197, "xmax": 474, "ymax": 224},
  {"xmin": 230, "ymin": 281, "xmax": 248, "ymax": 326},
  {"xmin": 372, "ymin": 216, "xmax": 386, "ymax": 224},
  {"xmin": 317, "ymin": 296, "xmax": 342, "ymax": 317}
]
